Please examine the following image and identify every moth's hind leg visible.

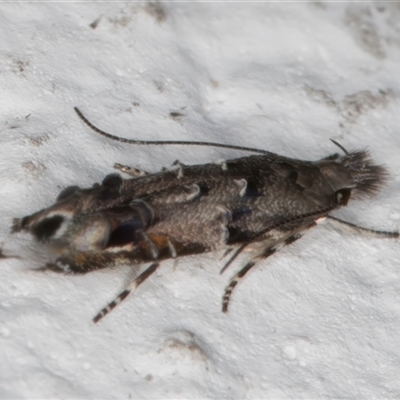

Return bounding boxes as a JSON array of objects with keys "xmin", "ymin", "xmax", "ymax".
[
  {"xmin": 93, "ymin": 261, "xmax": 160, "ymax": 323},
  {"xmin": 113, "ymin": 163, "xmax": 149, "ymax": 177},
  {"xmin": 222, "ymin": 228, "xmax": 313, "ymax": 313}
]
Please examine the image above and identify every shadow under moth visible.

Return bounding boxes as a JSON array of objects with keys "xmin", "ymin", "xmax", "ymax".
[{"xmin": 11, "ymin": 108, "xmax": 398, "ymax": 323}]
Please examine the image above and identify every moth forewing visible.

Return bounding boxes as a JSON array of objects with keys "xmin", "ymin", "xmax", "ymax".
[{"xmin": 10, "ymin": 108, "xmax": 398, "ymax": 323}]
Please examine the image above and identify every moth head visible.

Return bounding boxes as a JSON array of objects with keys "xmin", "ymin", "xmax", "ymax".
[
  {"xmin": 11, "ymin": 185, "xmax": 82, "ymax": 241},
  {"xmin": 319, "ymin": 149, "xmax": 388, "ymax": 200},
  {"xmin": 12, "ymin": 209, "xmax": 76, "ymax": 243},
  {"xmin": 13, "ymin": 207, "xmax": 112, "ymax": 254},
  {"xmin": 12, "ymin": 181, "xmax": 154, "ymax": 254}
]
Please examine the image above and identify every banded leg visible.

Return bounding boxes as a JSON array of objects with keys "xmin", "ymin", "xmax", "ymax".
[
  {"xmin": 220, "ymin": 207, "xmax": 337, "ymax": 276},
  {"xmin": 222, "ymin": 230, "xmax": 310, "ymax": 313},
  {"xmin": 114, "ymin": 163, "xmax": 149, "ymax": 177},
  {"xmin": 326, "ymin": 216, "xmax": 399, "ymax": 239},
  {"xmin": 93, "ymin": 261, "xmax": 160, "ymax": 323}
]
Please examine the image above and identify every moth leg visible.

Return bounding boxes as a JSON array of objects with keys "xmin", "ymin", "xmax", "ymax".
[
  {"xmin": 113, "ymin": 163, "xmax": 149, "ymax": 177},
  {"xmin": 222, "ymin": 230, "xmax": 308, "ymax": 313},
  {"xmin": 220, "ymin": 247, "xmax": 234, "ymax": 261},
  {"xmin": 93, "ymin": 261, "xmax": 160, "ymax": 323},
  {"xmin": 38, "ymin": 248, "xmax": 134, "ymax": 274},
  {"xmin": 326, "ymin": 216, "xmax": 399, "ymax": 239},
  {"xmin": 220, "ymin": 243, "xmax": 248, "ymax": 274}
]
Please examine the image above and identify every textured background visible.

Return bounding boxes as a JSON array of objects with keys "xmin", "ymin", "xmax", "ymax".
[{"xmin": 1, "ymin": 2, "xmax": 400, "ymax": 399}]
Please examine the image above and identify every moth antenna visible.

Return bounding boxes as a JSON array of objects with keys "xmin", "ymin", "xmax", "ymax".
[
  {"xmin": 326, "ymin": 216, "xmax": 399, "ymax": 238},
  {"xmin": 74, "ymin": 107, "xmax": 269, "ymax": 155},
  {"xmin": 330, "ymin": 139, "xmax": 349, "ymax": 155}
]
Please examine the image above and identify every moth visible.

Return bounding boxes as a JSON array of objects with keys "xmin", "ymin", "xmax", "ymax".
[{"xmin": 11, "ymin": 108, "xmax": 398, "ymax": 323}]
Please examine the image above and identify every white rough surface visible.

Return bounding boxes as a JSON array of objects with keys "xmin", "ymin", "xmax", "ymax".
[{"xmin": 1, "ymin": 3, "xmax": 400, "ymax": 399}]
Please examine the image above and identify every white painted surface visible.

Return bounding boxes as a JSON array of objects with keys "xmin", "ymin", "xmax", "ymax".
[{"xmin": 1, "ymin": 3, "xmax": 400, "ymax": 399}]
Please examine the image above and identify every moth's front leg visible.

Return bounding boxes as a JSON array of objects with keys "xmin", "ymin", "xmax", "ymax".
[
  {"xmin": 42, "ymin": 250, "xmax": 133, "ymax": 274},
  {"xmin": 93, "ymin": 261, "xmax": 160, "ymax": 323}
]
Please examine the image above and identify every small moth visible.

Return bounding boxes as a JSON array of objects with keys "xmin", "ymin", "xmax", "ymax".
[{"xmin": 12, "ymin": 108, "xmax": 398, "ymax": 323}]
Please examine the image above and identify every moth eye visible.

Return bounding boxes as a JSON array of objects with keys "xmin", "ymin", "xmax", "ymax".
[
  {"xmin": 56, "ymin": 185, "xmax": 80, "ymax": 201},
  {"xmin": 31, "ymin": 215, "xmax": 65, "ymax": 241}
]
